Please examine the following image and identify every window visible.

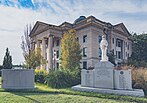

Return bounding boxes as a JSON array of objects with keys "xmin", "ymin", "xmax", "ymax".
[
  {"xmin": 116, "ymin": 40, "xmax": 121, "ymax": 47},
  {"xmin": 83, "ymin": 47, "xmax": 87, "ymax": 57},
  {"xmin": 56, "ymin": 39, "xmax": 60, "ymax": 46},
  {"xmin": 112, "ymin": 49, "xmax": 114, "ymax": 55},
  {"xmin": 83, "ymin": 35, "xmax": 87, "ymax": 43},
  {"xmin": 56, "ymin": 62, "xmax": 59, "ymax": 69},
  {"xmin": 118, "ymin": 51, "xmax": 121, "ymax": 59},
  {"xmin": 56, "ymin": 50, "xmax": 59, "ymax": 58},
  {"xmin": 128, "ymin": 44, "xmax": 129, "ymax": 50},
  {"xmin": 98, "ymin": 35, "xmax": 102, "ymax": 43},
  {"xmin": 126, "ymin": 52, "xmax": 127, "ymax": 57},
  {"xmin": 98, "ymin": 48, "xmax": 102, "ymax": 57},
  {"xmin": 128, "ymin": 53, "xmax": 129, "ymax": 58},
  {"xmin": 126, "ymin": 42, "xmax": 127, "ymax": 47},
  {"xmin": 112, "ymin": 38, "xmax": 114, "ymax": 44},
  {"xmin": 83, "ymin": 61, "xmax": 87, "ymax": 69}
]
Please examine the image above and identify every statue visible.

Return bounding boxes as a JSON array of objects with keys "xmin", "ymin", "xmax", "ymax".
[{"xmin": 100, "ymin": 35, "xmax": 108, "ymax": 61}]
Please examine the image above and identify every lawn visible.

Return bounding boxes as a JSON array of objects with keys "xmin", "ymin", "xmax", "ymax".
[{"xmin": 0, "ymin": 77, "xmax": 147, "ymax": 103}]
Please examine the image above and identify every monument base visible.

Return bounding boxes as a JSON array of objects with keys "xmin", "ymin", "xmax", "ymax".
[{"xmin": 72, "ymin": 85, "xmax": 144, "ymax": 97}]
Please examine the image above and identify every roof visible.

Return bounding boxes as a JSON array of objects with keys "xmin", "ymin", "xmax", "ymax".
[{"xmin": 30, "ymin": 16, "xmax": 131, "ymax": 38}]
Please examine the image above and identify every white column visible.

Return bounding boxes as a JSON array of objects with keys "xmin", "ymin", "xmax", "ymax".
[
  {"xmin": 36, "ymin": 40, "xmax": 40, "ymax": 48},
  {"xmin": 42, "ymin": 38, "xmax": 46, "ymax": 59},
  {"xmin": 41, "ymin": 38, "xmax": 46, "ymax": 69},
  {"xmin": 48, "ymin": 35, "xmax": 53, "ymax": 70}
]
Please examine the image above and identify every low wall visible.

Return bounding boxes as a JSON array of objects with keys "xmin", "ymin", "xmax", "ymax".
[{"xmin": 2, "ymin": 69, "xmax": 34, "ymax": 89}]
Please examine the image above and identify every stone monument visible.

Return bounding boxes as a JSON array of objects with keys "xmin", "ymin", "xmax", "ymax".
[{"xmin": 72, "ymin": 32, "xmax": 144, "ymax": 97}]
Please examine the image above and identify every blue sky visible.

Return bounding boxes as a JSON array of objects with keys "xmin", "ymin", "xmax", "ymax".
[{"xmin": 0, "ymin": 0, "xmax": 147, "ymax": 64}]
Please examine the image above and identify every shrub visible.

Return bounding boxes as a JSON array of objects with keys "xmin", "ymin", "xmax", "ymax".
[
  {"xmin": 46, "ymin": 69, "xmax": 80, "ymax": 88},
  {"xmin": 35, "ymin": 69, "xmax": 48, "ymax": 84},
  {"xmin": 121, "ymin": 65, "xmax": 147, "ymax": 90}
]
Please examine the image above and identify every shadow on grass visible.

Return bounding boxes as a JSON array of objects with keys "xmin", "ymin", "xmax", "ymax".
[{"xmin": 0, "ymin": 84, "xmax": 147, "ymax": 103}]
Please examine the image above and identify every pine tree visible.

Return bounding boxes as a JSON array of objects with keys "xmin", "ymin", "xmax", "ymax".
[
  {"xmin": 3, "ymin": 48, "xmax": 13, "ymax": 69},
  {"xmin": 61, "ymin": 29, "xmax": 82, "ymax": 70}
]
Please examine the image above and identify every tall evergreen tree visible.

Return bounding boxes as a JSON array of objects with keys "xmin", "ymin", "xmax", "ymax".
[
  {"xmin": 61, "ymin": 29, "xmax": 82, "ymax": 70},
  {"xmin": 3, "ymin": 48, "xmax": 12, "ymax": 69}
]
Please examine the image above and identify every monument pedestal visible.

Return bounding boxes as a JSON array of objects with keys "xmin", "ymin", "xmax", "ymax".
[
  {"xmin": 72, "ymin": 61, "xmax": 144, "ymax": 97},
  {"xmin": 94, "ymin": 61, "xmax": 114, "ymax": 89},
  {"xmin": 114, "ymin": 70, "xmax": 132, "ymax": 90},
  {"xmin": 81, "ymin": 69, "xmax": 94, "ymax": 87},
  {"xmin": 72, "ymin": 85, "xmax": 144, "ymax": 97}
]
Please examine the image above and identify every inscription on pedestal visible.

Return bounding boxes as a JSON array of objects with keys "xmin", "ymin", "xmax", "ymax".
[
  {"xmin": 114, "ymin": 70, "xmax": 132, "ymax": 90},
  {"xmin": 85, "ymin": 72, "xmax": 92, "ymax": 86},
  {"xmin": 94, "ymin": 69, "xmax": 114, "ymax": 89},
  {"xmin": 96, "ymin": 69, "xmax": 110, "ymax": 78},
  {"xmin": 81, "ymin": 70, "xmax": 94, "ymax": 87}
]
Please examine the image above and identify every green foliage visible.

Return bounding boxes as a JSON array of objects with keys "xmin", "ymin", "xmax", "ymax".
[
  {"xmin": 129, "ymin": 33, "xmax": 147, "ymax": 67},
  {"xmin": 35, "ymin": 69, "xmax": 48, "ymax": 84},
  {"xmin": 61, "ymin": 29, "xmax": 82, "ymax": 70},
  {"xmin": 121, "ymin": 65, "xmax": 147, "ymax": 91},
  {"xmin": 24, "ymin": 48, "xmax": 46, "ymax": 69},
  {"xmin": 46, "ymin": 69, "xmax": 80, "ymax": 88},
  {"xmin": 108, "ymin": 51, "xmax": 116, "ymax": 66},
  {"xmin": 3, "ymin": 48, "xmax": 12, "ymax": 69},
  {"xmin": 1, "ymin": 82, "xmax": 147, "ymax": 102},
  {"xmin": 131, "ymin": 67, "xmax": 147, "ymax": 90}
]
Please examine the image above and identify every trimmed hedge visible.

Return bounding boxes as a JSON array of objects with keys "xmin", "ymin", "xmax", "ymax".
[
  {"xmin": 46, "ymin": 70, "xmax": 80, "ymax": 88},
  {"xmin": 35, "ymin": 69, "xmax": 48, "ymax": 84}
]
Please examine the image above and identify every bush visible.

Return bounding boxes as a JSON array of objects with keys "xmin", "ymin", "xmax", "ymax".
[
  {"xmin": 35, "ymin": 69, "xmax": 48, "ymax": 84},
  {"xmin": 46, "ymin": 69, "xmax": 80, "ymax": 88},
  {"xmin": 121, "ymin": 65, "xmax": 147, "ymax": 90}
]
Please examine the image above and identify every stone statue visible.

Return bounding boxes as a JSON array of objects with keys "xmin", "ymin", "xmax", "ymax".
[{"xmin": 100, "ymin": 35, "xmax": 108, "ymax": 61}]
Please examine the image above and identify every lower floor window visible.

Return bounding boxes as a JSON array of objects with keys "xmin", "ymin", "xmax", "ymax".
[
  {"xmin": 56, "ymin": 62, "xmax": 59, "ymax": 69},
  {"xmin": 83, "ymin": 61, "xmax": 87, "ymax": 69}
]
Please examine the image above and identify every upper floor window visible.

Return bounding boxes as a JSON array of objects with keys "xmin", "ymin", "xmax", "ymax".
[
  {"xmin": 83, "ymin": 47, "xmax": 87, "ymax": 57},
  {"xmin": 98, "ymin": 35, "xmax": 102, "ymax": 43},
  {"xmin": 56, "ymin": 39, "xmax": 60, "ymax": 46},
  {"xmin": 116, "ymin": 40, "xmax": 121, "ymax": 47},
  {"xmin": 83, "ymin": 35, "xmax": 87, "ymax": 43},
  {"xmin": 128, "ymin": 44, "xmax": 129, "ymax": 50}
]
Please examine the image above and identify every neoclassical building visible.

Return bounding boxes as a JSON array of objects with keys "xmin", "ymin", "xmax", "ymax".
[{"xmin": 30, "ymin": 16, "xmax": 132, "ymax": 71}]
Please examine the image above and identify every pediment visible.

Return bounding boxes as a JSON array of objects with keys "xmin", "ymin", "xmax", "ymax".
[
  {"xmin": 30, "ymin": 21, "xmax": 48, "ymax": 37},
  {"xmin": 114, "ymin": 23, "xmax": 131, "ymax": 36}
]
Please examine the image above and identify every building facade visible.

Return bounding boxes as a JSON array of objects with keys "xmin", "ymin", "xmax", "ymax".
[{"xmin": 30, "ymin": 16, "xmax": 132, "ymax": 71}]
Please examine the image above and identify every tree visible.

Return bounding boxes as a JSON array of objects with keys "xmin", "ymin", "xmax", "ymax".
[
  {"xmin": 108, "ymin": 50, "xmax": 116, "ymax": 66},
  {"xmin": 61, "ymin": 29, "xmax": 82, "ymax": 70},
  {"xmin": 128, "ymin": 33, "xmax": 147, "ymax": 67},
  {"xmin": 3, "ymin": 48, "xmax": 13, "ymax": 69},
  {"xmin": 24, "ymin": 47, "xmax": 46, "ymax": 69},
  {"xmin": 21, "ymin": 24, "xmax": 46, "ymax": 69}
]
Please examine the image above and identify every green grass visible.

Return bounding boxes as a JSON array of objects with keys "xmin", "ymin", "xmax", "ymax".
[{"xmin": 0, "ymin": 77, "xmax": 147, "ymax": 103}]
